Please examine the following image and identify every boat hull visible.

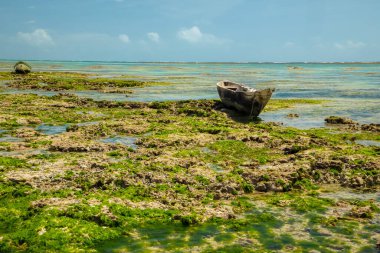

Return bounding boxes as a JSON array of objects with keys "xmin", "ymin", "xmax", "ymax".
[{"xmin": 217, "ymin": 81, "xmax": 274, "ymax": 117}]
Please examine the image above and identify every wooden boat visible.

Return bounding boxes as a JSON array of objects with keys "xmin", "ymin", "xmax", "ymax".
[
  {"xmin": 217, "ymin": 81, "xmax": 274, "ymax": 117},
  {"xmin": 14, "ymin": 61, "xmax": 31, "ymax": 74}
]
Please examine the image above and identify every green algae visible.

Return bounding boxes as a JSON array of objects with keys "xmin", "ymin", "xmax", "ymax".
[
  {"xmin": 263, "ymin": 192, "xmax": 335, "ymax": 213},
  {"xmin": 0, "ymin": 72, "xmax": 13, "ymax": 81},
  {"xmin": 0, "ymin": 71, "xmax": 171, "ymax": 93},
  {"xmin": 264, "ymin": 98, "xmax": 328, "ymax": 112},
  {"xmin": 0, "ymin": 157, "xmax": 29, "ymax": 171},
  {"xmin": 208, "ymin": 140, "xmax": 272, "ymax": 164},
  {"xmin": 0, "ymin": 92, "xmax": 378, "ymax": 252}
]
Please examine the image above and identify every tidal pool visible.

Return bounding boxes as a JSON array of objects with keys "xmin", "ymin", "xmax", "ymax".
[
  {"xmin": 355, "ymin": 140, "xmax": 380, "ymax": 147},
  {"xmin": 320, "ymin": 190, "xmax": 380, "ymax": 201},
  {"xmin": 207, "ymin": 163, "xmax": 224, "ymax": 173},
  {"xmin": 36, "ymin": 124, "xmax": 68, "ymax": 135},
  {"xmin": 0, "ymin": 135, "xmax": 24, "ymax": 142},
  {"xmin": 0, "ymin": 149, "xmax": 47, "ymax": 157},
  {"xmin": 35, "ymin": 122, "xmax": 99, "ymax": 135},
  {"xmin": 100, "ymin": 136, "xmax": 138, "ymax": 150},
  {"xmin": 77, "ymin": 121, "xmax": 99, "ymax": 127}
]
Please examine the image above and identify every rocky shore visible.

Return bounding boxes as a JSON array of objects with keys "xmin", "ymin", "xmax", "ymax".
[
  {"xmin": 0, "ymin": 71, "xmax": 170, "ymax": 94},
  {"xmin": 0, "ymin": 75, "xmax": 379, "ymax": 252}
]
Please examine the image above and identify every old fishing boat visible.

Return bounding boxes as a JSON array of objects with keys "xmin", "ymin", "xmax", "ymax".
[
  {"xmin": 217, "ymin": 81, "xmax": 274, "ymax": 117},
  {"xmin": 14, "ymin": 61, "xmax": 31, "ymax": 74}
]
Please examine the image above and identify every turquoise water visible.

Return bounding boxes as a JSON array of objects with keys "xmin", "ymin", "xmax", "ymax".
[{"xmin": 1, "ymin": 61, "xmax": 379, "ymax": 127}]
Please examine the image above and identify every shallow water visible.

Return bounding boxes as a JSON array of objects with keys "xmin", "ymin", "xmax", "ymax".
[
  {"xmin": 355, "ymin": 140, "xmax": 380, "ymax": 147},
  {"xmin": 97, "ymin": 223, "xmax": 224, "ymax": 253},
  {"xmin": 100, "ymin": 136, "xmax": 138, "ymax": 149},
  {"xmin": 76, "ymin": 121, "xmax": 99, "ymax": 127},
  {"xmin": 207, "ymin": 163, "xmax": 224, "ymax": 173},
  {"xmin": 0, "ymin": 149, "xmax": 47, "ymax": 157},
  {"xmin": 36, "ymin": 124, "xmax": 68, "ymax": 135},
  {"xmin": 0, "ymin": 135, "xmax": 24, "ymax": 142},
  {"xmin": 261, "ymin": 99, "xmax": 380, "ymax": 128},
  {"xmin": 1, "ymin": 61, "xmax": 379, "ymax": 128},
  {"xmin": 320, "ymin": 190, "xmax": 380, "ymax": 201},
  {"xmin": 97, "ymin": 198, "xmax": 379, "ymax": 252}
]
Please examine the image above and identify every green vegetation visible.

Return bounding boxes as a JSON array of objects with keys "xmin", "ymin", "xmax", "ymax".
[
  {"xmin": 264, "ymin": 98, "xmax": 327, "ymax": 112},
  {"xmin": 0, "ymin": 87, "xmax": 378, "ymax": 252},
  {"xmin": 1, "ymin": 71, "xmax": 171, "ymax": 93}
]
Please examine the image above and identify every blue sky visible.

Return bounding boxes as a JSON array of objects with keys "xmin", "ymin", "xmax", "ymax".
[{"xmin": 0, "ymin": 0, "xmax": 379, "ymax": 62}]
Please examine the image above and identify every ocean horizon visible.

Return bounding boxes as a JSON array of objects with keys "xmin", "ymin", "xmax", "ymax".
[{"xmin": 2, "ymin": 59, "xmax": 380, "ymax": 64}]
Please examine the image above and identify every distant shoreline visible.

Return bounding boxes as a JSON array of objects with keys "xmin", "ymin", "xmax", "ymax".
[{"xmin": 0, "ymin": 59, "xmax": 380, "ymax": 64}]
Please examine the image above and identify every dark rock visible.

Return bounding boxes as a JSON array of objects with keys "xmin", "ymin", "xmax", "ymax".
[
  {"xmin": 350, "ymin": 176, "xmax": 365, "ymax": 188},
  {"xmin": 255, "ymin": 182, "xmax": 267, "ymax": 192},
  {"xmin": 248, "ymin": 135, "xmax": 268, "ymax": 143},
  {"xmin": 311, "ymin": 159, "xmax": 344, "ymax": 171},
  {"xmin": 66, "ymin": 125, "xmax": 79, "ymax": 132},
  {"xmin": 209, "ymin": 182, "xmax": 239, "ymax": 195},
  {"xmin": 113, "ymin": 179, "xmax": 130, "ymax": 188},
  {"xmin": 349, "ymin": 206, "xmax": 373, "ymax": 218},
  {"xmin": 174, "ymin": 176, "xmax": 195, "ymax": 185},
  {"xmin": 284, "ymin": 145, "xmax": 305, "ymax": 154},
  {"xmin": 361, "ymin": 123, "xmax": 380, "ymax": 132},
  {"xmin": 238, "ymin": 239, "xmax": 254, "ymax": 247},
  {"xmin": 91, "ymin": 163, "xmax": 107, "ymax": 170},
  {"xmin": 286, "ymin": 113, "xmax": 299, "ymax": 118},
  {"xmin": 325, "ymin": 116, "xmax": 357, "ymax": 125},
  {"xmin": 266, "ymin": 182, "xmax": 283, "ymax": 192},
  {"xmin": 49, "ymin": 143, "xmax": 106, "ymax": 152}
]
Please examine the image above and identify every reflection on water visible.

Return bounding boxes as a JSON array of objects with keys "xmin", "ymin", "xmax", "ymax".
[{"xmin": 1, "ymin": 61, "xmax": 379, "ymax": 128}]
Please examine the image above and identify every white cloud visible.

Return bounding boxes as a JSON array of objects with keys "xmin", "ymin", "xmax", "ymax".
[
  {"xmin": 178, "ymin": 26, "xmax": 203, "ymax": 43},
  {"xmin": 178, "ymin": 26, "xmax": 229, "ymax": 45},
  {"xmin": 334, "ymin": 40, "xmax": 366, "ymax": 50},
  {"xmin": 26, "ymin": 20, "xmax": 36, "ymax": 24},
  {"xmin": 147, "ymin": 32, "xmax": 160, "ymax": 43},
  {"xmin": 18, "ymin": 29, "xmax": 54, "ymax": 46},
  {"xmin": 118, "ymin": 34, "xmax": 130, "ymax": 43},
  {"xmin": 178, "ymin": 26, "xmax": 207, "ymax": 43}
]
